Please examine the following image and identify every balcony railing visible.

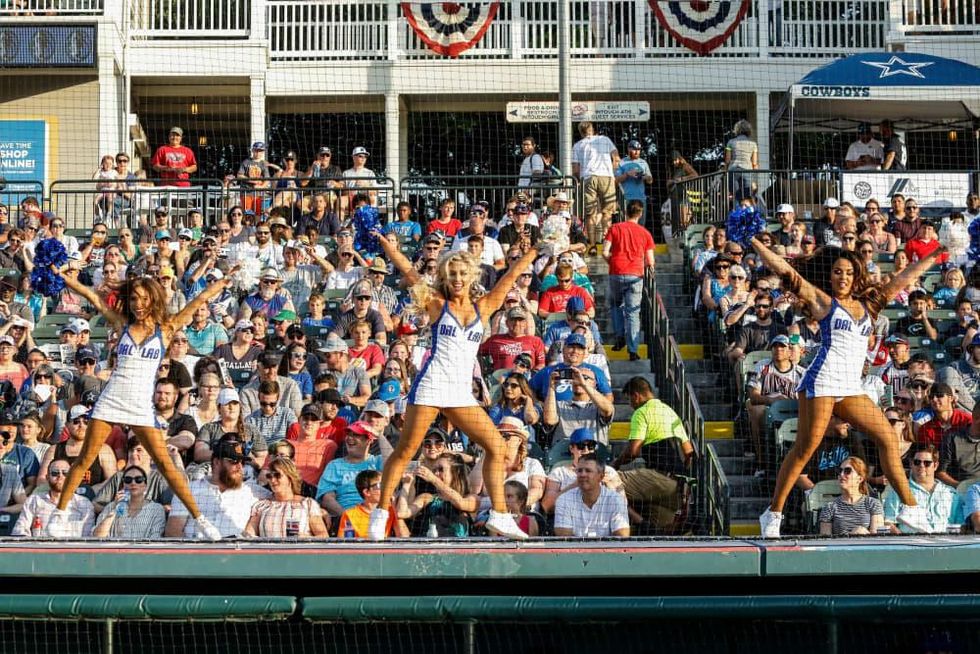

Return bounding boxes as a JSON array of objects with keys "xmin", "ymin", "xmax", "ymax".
[
  {"xmin": 897, "ymin": 0, "xmax": 980, "ymax": 33},
  {"xmin": 0, "ymin": 0, "xmax": 102, "ymax": 15},
  {"xmin": 129, "ymin": 0, "xmax": 250, "ymax": 38}
]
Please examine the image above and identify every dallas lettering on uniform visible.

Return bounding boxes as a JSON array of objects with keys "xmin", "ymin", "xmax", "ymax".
[
  {"xmin": 116, "ymin": 342, "xmax": 162, "ymax": 359},
  {"xmin": 438, "ymin": 322, "xmax": 482, "ymax": 343}
]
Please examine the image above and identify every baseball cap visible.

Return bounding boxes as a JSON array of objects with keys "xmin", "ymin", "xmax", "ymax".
[
  {"xmin": 377, "ymin": 379, "xmax": 401, "ymax": 402},
  {"xmin": 565, "ymin": 296, "xmax": 586, "ymax": 314},
  {"xmin": 155, "ymin": 229, "xmax": 171, "ymax": 241},
  {"xmin": 514, "ymin": 203, "xmax": 530, "ymax": 214},
  {"xmin": 80, "ymin": 390, "xmax": 99, "ymax": 406},
  {"xmin": 74, "ymin": 345, "xmax": 98, "ymax": 363},
  {"xmin": 920, "ymin": 219, "xmax": 936, "ymax": 230},
  {"xmin": 72, "ymin": 318, "xmax": 91, "ymax": 334},
  {"xmin": 8, "ymin": 317, "xmax": 29, "ymax": 330},
  {"xmin": 317, "ymin": 146, "xmax": 332, "ymax": 155},
  {"xmin": 627, "ymin": 139, "xmax": 641, "ymax": 149},
  {"xmin": 201, "ymin": 235, "xmax": 218, "ymax": 245},
  {"xmin": 769, "ymin": 335, "xmax": 790, "ymax": 348},
  {"xmin": 397, "ymin": 323, "xmax": 419, "ymax": 336},
  {"xmin": 260, "ymin": 268, "xmax": 282, "ymax": 281},
  {"xmin": 776, "ymin": 203, "xmax": 795, "ymax": 214},
  {"xmin": 318, "ymin": 335, "xmax": 349, "ymax": 354},
  {"xmin": 424, "ymin": 233, "xmax": 442, "ymax": 245},
  {"xmin": 497, "ymin": 416, "xmax": 527, "ymax": 436},
  {"xmin": 0, "ymin": 336, "xmax": 14, "ymax": 347},
  {"xmin": 968, "ymin": 334, "xmax": 980, "ymax": 350},
  {"xmin": 68, "ymin": 404, "xmax": 90, "ymax": 421},
  {"xmin": 362, "ymin": 399, "xmax": 390, "ymax": 419},
  {"xmin": 0, "ymin": 274, "xmax": 18, "ymax": 289},
  {"xmin": 347, "ymin": 420, "xmax": 377, "ymax": 440},
  {"xmin": 234, "ymin": 319, "xmax": 254, "ymax": 332},
  {"xmin": 569, "ymin": 427, "xmax": 596, "ymax": 444},
  {"xmin": 212, "ymin": 437, "xmax": 247, "ymax": 462},
  {"xmin": 217, "ymin": 388, "xmax": 240, "ymax": 406},
  {"xmin": 564, "ymin": 333, "xmax": 587, "ymax": 349},
  {"xmin": 884, "ymin": 334, "xmax": 909, "ymax": 346},
  {"xmin": 169, "ymin": 126, "xmax": 183, "ymax": 136},
  {"xmin": 514, "ymin": 353, "xmax": 533, "ymax": 368},
  {"xmin": 301, "ymin": 403, "xmax": 323, "ymax": 420},
  {"xmin": 206, "ymin": 269, "xmax": 224, "ymax": 281},
  {"xmin": 154, "ymin": 205, "xmax": 169, "ymax": 215},
  {"xmin": 424, "ymin": 426, "xmax": 448, "ymax": 442},
  {"xmin": 317, "ymin": 388, "xmax": 344, "ymax": 406},
  {"xmin": 285, "ymin": 324, "xmax": 305, "ymax": 339},
  {"xmin": 337, "ymin": 228, "xmax": 353, "ymax": 238},
  {"xmin": 823, "ymin": 197, "xmax": 840, "ymax": 208},
  {"xmin": 251, "ymin": 141, "xmax": 266, "ymax": 151},
  {"xmin": 857, "ymin": 122, "xmax": 872, "ymax": 133},
  {"xmin": 369, "ymin": 259, "xmax": 389, "ymax": 274},
  {"xmin": 178, "ymin": 228, "xmax": 194, "ymax": 240},
  {"xmin": 351, "ymin": 146, "xmax": 369, "ymax": 157},
  {"xmin": 60, "ymin": 323, "xmax": 80, "ymax": 335},
  {"xmin": 269, "ymin": 216, "xmax": 288, "ymax": 227},
  {"xmin": 259, "ymin": 351, "xmax": 283, "ymax": 368},
  {"xmin": 507, "ymin": 307, "xmax": 528, "ymax": 320},
  {"xmin": 272, "ymin": 309, "xmax": 297, "ymax": 323}
]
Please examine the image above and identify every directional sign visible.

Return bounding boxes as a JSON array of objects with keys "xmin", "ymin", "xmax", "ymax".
[{"xmin": 506, "ymin": 101, "xmax": 650, "ymax": 123}]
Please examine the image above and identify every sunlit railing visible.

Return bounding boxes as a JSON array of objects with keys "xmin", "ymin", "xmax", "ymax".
[
  {"xmin": 0, "ymin": 0, "xmax": 102, "ymax": 15},
  {"xmin": 267, "ymin": 0, "xmax": 388, "ymax": 60},
  {"xmin": 897, "ymin": 0, "xmax": 980, "ymax": 32},
  {"xmin": 129, "ymin": 0, "xmax": 251, "ymax": 38}
]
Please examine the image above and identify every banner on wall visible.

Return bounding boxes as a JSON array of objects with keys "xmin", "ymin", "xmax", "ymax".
[
  {"xmin": 401, "ymin": 3, "xmax": 500, "ymax": 57},
  {"xmin": 841, "ymin": 172, "xmax": 971, "ymax": 210},
  {"xmin": 0, "ymin": 120, "xmax": 48, "ymax": 205}
]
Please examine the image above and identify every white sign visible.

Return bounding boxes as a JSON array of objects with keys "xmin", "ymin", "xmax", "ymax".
[
  {"xmin": 841, "ymin": 172, "xmax": 971, "ymax": 209},
  {"xmin": 506, "ymin": 101, "xmax": 650, "ymax": 123}
]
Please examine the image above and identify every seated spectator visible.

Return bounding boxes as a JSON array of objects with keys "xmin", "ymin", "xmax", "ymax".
[
  {"xmin": 240, "ymin": 351, "xmax": 304, "ymax": 417},
  {"xmin": 497, "ymin": 203, "xmax": 540, "ymax": 250},
  {"xmin": 918, "ymin": 383, "xmax": 972, "ymax": 448},
  {"xmin": 184, "ymin": 304, "xmax": 228, "ymax": 357},
  {"xmin": 346, "ymin": 320, "xmax": 385, "ymax": 380},
  {"xmin": 318, "ymin": 336, "xmax": 372, "ymax": 408},
  {"xmin": 613, "ymin": 376, "xmax": 693, "ymax": 473},
  {"xmin": 883, "ymin": 445, "xmax": 962, "ymax": 534},
  {"xmin": 0, "ymin": 414, "xmax": 39, "ymax": 494},
  {"xmin": 425, "ymin": 198, "xmax": 463, "ymax": 238},
  {"xmin": 284, "ymin": 403, "xmax": 339, "ymax": 486},
  {"xmin": 0, "ymin": 335, "xmax": 27, "ymax": 391},
  {"xmin": 939, "ymin": 332, "xmax": 980, "ymax": 412},
  {"xmin": 338, "ymin": 469, "xmax": 402, "ymax": 538},
  {"xmin": 530, "ymin": 334, "xmax": 612, "ymax": 404},
  {"xmin": 938, "ymin": 402, "xmax": 980, "ymax": 487},
  {"xmin": 165, "ymin": 436, "xmax": 269, "ymax": 538},
  {"xmin": 488, "ymin": 372, "xmax": 541, "ymax": 431},
  {"xmin": 94, "ymin": 436, "xmax": 176, "ymax": 513},
  {"xmin": 692, "ymin": 225, "xmax": 723, "ymax": 274},
  {"xmin": 245, "ymin": 380, "xmax": 297, "ymax": 447},
  {"xmin": 718, "ymin": 265, "xmax": 752, "ymax": 328},
  {"xmin": 13, "ymin": 457, "xmax": 94, "ymax": 537},
  {"xmin": 818, "ymin": 456, "xmax": 883, "ymax": 537},
  {"xmin": 384, "ymin": 201, "xmax": 422, "ymax": 243},
  {"xmin": 38, "ymin": 405, "xmax": 115, "ymax": 497},
  {"xmin": 0, "ymin": 461, "xmax": 26, "ymax": 517},
  {"xmin": 332, "ymin": 281, "xmax": 389, "ymax": 344},
  {"xmin": 537, "ymin": 263, "xmax": 594, "ymax": 320},
  {"xmin": 554, "ymin": 453, "xmax": 630, "ymax": 537},
  {"xmin": 865, "ymin": 406, "xmax": 916, "ymax": 489},
  {"xmin": 542, "ymin": 428, "xmax": 624, "ymax": 514},
  {"xmin": 317, "ymin": 421, "xmax": 391, "ymax": 519},
  {"xmin": 934, "ymin": 267, "xmax": 966, "ymax": 309},
  {"xmin": 772, "ymin": 204, "xmax": 796, "ymax": 246},
  {"xmin": 496, "ymin": 417, "xmax": 546, "ymax": 508},
  {"xmin": 538, "ymin": 251, "xmax": 593, "ymax": 296},
  {"xmin": 745, "ymin": 335, "xmax": 805, "ymax": 475},
  {"xmin": 197, "ymin": 388, "xmax": 266, "ymax": 468},
  {"xmin": 894, "ymin": 290, "xmax": 938, "ymax": 339},
  {"xmin": 92, "ymin": 465, "xmax": 167, "ymax": 539},
  {"xmin": 244, "ymin": 456, "xmax": 328, "ymax": 538},
  {"xmin": 939, "ymin": 299, "xmax": 976, "ymax": 346},
  {"xmin": 541, "ymin": 361, "xmax": 613, "ymax": 445},
  {"xmin": 479, "ymin": 306, "xmax": 546, "ymax": 372},
  {"xmin": 905, "ymin": 220, "xmax": 948, "ymax": 264},
  {"xmin": 148, "ymin": 379, "xmax": 199, "ymax": 456},
  {"xmin": 503, "ymin": 480, "xmax": 539, "ymax": 537},
  {"xmin": 966, "ymin": 481, "xmax": 980, "ymax": 533},
  {"xmin": 396, "ymin": 452, "xmax": 476, "ymax": 537},
  {"xmin": 278, "ymin": 343, "xmax": 314, "ymax": 401},
  {"xmin": 724, "ymin": 294, "xmax": 787, "ymax": 365},
  {"xmin": 698, "ymin": 255, "xmax": 732, "ymax": 324},
  {"xmin": 541, "ymin": 297, "xmax": 602, "ymax": 351},
  {"xmin": 798, "ymin": 417, "xmax": 865, "ymax": 491},
  {"xmin": 242, "ymin": 268, "xmax": 296, "ymax": 321},
  {"xmin": 880, "ymin": 334, "xmax": 912, "ymax": 395}
]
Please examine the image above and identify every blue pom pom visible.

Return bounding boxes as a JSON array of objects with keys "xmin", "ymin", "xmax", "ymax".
[
  {"xmin": 30, "ymin": 239, "xmax": 69, "ymax": 298},
  {"xmin": 352, "ymin": 206, "xmax": 382, "ymax": 256},
  {"xmin": 726, "ymin": 205, "xmax": 766, "ymax": 247}
]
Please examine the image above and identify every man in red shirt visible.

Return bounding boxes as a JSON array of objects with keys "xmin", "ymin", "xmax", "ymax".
[
  {"xmin": 478, "ymin": 307, "xmax": 546, "ymax": 371},
  {"xmin": 285, "ymin": 404, "xmax": 338, "ymax": 487},
  {"xmin": 603, "ymin": 199, "xmax": 656, "ymax": 360},
  {"xmin": 918, "ymin": 383, "xmax": 972, "ymax": 448},
  {"xmin": 904, "ymin": 219, "xmax": 948, "ymax": 264},
  {"xmin": 537, "ymin": 262, "xmax": 595, "ymax": 320},
  {"xmin": 150, "ymin": 126, "xmax": 198, "ymax": 187}
]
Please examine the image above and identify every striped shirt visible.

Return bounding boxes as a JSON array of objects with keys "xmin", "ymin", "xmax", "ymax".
[
  {"xmin": 94, "ymin": 500, "xmax": 167, "ymax": 539},
  {"xmin": 818, "ymin": 495, "xmax": 883, "ymax": 536}
]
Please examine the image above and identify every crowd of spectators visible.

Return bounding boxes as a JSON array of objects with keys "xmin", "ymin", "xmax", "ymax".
[
  {"xmin": 689, "ymin": 189, "xmax": 980, "ymax": 535},
  {"xmin": 0, "ymin": 128, "xmax": 680, "ymax": 541}
]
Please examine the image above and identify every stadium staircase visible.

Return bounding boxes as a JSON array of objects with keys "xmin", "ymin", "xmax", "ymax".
[{"xmin": 658, "ymin": 237, "xmax": 765, "ymax": 537}]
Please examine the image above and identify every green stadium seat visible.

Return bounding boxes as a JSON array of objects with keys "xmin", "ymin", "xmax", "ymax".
[
  {"xmin": 776, "ymin": 418, "xmax": 798, "ymax": 454},
  {"xmin": 803, "ymin": 479, "xmax": 842, "ymax": 533}
]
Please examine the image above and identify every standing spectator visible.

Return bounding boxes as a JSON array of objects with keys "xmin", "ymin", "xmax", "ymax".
[
  {"xmin": 614, "ymin": 141, "xmax": 653, "ymax": 220},
  {"xmin": 92, "ymin": 464, "xmax": 167, "ymax": 539},
  {"xmin": 603, "ymin": 199, "xmax": 655, "ymax": 360},
  {"xmin": 316, "ymin": 421, "xmax": 391, "ymax": 519},
  {"xmin": 343, "ymin": 147, "xmax": 377, "ymax": 209},
  {"xmin": 883, "ymin": 445, "xmax": 962, "ymax": 533},
  {"xmin": 724, "ymin": 119, "xmax": 759, "ymax": 203},
  {"xmin": 306, "ymin": 146, "xmax": 343, "ymax": 192},
  {"xmin": 844, "ymin": 123, "xmax": 884, "ymax": 170},
  {"xmin": 150, "ymin": 126, "xmax": 197, "ymax": 187},
  {"xmin": 12, "ymin": 458, "xmax": 94, "ymax": 537},
  {"xmin": 243, "ymin": 456, "xmax": 328, "ymax": 538},
  {"xmin": 818, "ymin": 456, "xmax": 884, "ymax": 536},
  {"xmin": 517, "ymin": 136, "xmax": 545, "ymax": 191},
  {"xmin": 880, "ymin": 119, "xmax": 907, "ymax": 171},
  {"xmin": 165, "ymin": 436, "xmax": 268, "ymax": 538},
  {"xmin": 572, "ymin": 122, "xmax": 620, "ymax": 253},
  {"xmin": 666, "ymin": 150, "xmax": 699, "ymax": 228},
  {"xmin": 236, "ymin": 142, "xmax": 273, "ymax": 214},
  {"xmin": 553, "ymin": 453, "xmax": 630, "ymax": 537}
]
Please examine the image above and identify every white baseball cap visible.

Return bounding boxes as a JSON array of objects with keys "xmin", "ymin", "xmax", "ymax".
[
  {"xmin": 776, "ymin": 204, "xmax": 795, "ymax": 214},
  {"xmin": 823, "ymin": 197, "xmax": 840, "ymax": 208},
  {"xmin": 351, "ymin": 146, "xmax": 369, "ymax": 157}
]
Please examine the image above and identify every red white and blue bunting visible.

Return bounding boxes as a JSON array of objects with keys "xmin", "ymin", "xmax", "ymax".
[
  {"xmin": 401, "ymin": 3, "xmax": 500, "ymax": 58},
  {"xmin": 648, "ymin": 0, "xmax": 750, "ymax": 56}
]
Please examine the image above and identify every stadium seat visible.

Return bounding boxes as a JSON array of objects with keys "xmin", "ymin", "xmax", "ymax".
[
  {"xmin": 956, "ymin": 479, "xmax": 977, "ymax": 501},
  {"xmin": 766, "ymin": 399, "xmax": 799, "ymax": 433},
  {"xmin": 803, "ymin": 479, "xmax": 843, "ymax": 533},
  {"xmin": 775, "ymin": 417, "xmax": 798, "ymax": 455}
]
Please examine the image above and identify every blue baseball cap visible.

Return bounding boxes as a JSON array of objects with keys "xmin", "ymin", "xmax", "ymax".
[
  {"xmin": 251, "ymin": 141, "xmax": 266, "ymax": 151},
  {"xmin": 565, "ymin": 296, "xmax": 586, "ymax": 314},
  {"xmin": 969, "ymin": 334, "xmax": 980, "ymax": 350},
  {"xmin": 569, "ymin": 427, "xmax": 596, "ymax": 444},
  {"xmin": 154, "ymin": 229, "xmax": 171, "ymax": 240},
  {"xmin": 377, "ymin": 379, "xmax": 402, "ymax": 402},
  {"xmin": 565, "ymin": 333, "xmax": 587, "ymax": 349}
]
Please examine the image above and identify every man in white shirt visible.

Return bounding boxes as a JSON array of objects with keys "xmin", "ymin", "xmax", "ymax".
[
  {"xmin": 14, "ymin": 457, "xmax": 94, "ymax": 537},
  {"xmin": 572, "ymin": 122, "xmax": 620, "ymax": 253},
  {"xmin": 554, "ymin": 454, "xmax": 630, "ymax": 537},
  {"xmin": 165, "ymin": 437, "xmax": 269, "ymax": 538},
  {"xmin": 844, "ymin": 123, "xmax": 884, "ymax": 170},
  {"xmin": 518, "ymin": 136, "xmax": 545, "ymax": 191}
]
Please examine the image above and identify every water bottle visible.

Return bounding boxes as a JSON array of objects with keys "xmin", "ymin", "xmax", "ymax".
[
  {"xmin": 115, "ymin": 491, "xmax": 130, "ymax": 518},
  {"xmin": 343, "ymin": 522, "xmax": 355, "ymax": 539},
  {"xmin": 426, "ymin": 522, "xmax": 439, "ymax": 538},
  {"xmin": 31, "ymin": 515, "xmax": 42, "ymax": 537}
]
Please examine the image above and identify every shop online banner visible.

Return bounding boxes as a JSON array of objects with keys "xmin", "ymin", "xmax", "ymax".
[
  {"xmin": 841, "ymin": 171, "xmax": 971, "ymax": 210},
  {"xmin": 0, "ymin": 120, "xmax": 48, "ymax": 205}
]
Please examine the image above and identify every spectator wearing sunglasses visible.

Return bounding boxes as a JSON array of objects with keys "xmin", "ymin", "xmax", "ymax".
[
  {"xmin": 338, "ymin": 469, "xmax": 403, "ymax": 538},
  {"xmin": 918, "ymin": 383, "xmax": 972, "ymax": 449},
  {"xmin": 883, "ymin": 444, "xmax": 962, "ymax": 534},
  {"xmin": 818, "ymin": 456, "xmax": 883, "ymax": 537},
  {"xmin": 542, "ymin": 428, "xmax": 623, "ymax": 514},
  {"xmin": 542, "ymin": 358, "xmax": 614, "ymax": 446},
  {"xmin": 93, "ymin": 436, "xmax": 176, "ymax": 514},
  {"xmin": 38, "ymin": 405, "xmax": 115, "ymax": 497},
  {"xmin": 244, "ymin": 455, "xmax": 328, "ymax": 539},
  {"xmin": 331, "ymin": 281, "xmax": 389, "ymax": 345},
  {"xmin": 724, "ymin": 296, "xmax": 787, "ymax": 365},
  {"xmin": 92, "ymin": 464, "xmax": 166, "ymax": 539},
  {"xmin": 937, "ymin": 402, "xmax": 980, "ymax": 488},
  {"xmin": 12, "ymin": 457, "xmax": 94, "ymax": 537}
]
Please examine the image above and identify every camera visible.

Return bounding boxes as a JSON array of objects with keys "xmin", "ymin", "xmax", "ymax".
[{"xmin": 557, "ymin": 367, "xmax": 576, "ymax": 380}]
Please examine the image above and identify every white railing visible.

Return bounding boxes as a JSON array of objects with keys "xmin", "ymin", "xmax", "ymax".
[
  {"xmin": 0, "ymin": 0, "xmax": 103, "ymax": 14},
  {"xmin": 898, "ymin": 0, "xmax": 980, "ymax": 32},
  {"xmin": 129, "ymin": 0, "xmax": 250, "ymax": 38},
  {"xmin": 267, "ymin": 0, "xmax": 388, "ymax": 60},
  {"xmin": 772, "ymin": 0, "xmax": 889, "ymax": 54}
]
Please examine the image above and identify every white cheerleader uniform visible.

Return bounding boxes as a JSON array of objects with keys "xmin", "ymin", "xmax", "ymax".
[
  {"xmin": 90, "ymin": 326, "xmax": 166, "ymax": 427},
  {"xmin": 798, "ymin": 299, "xmax": 872, "ymax": 399},
  {"xmin": 408, "ymin": 302, "xmax": 483, "ymax": 407}
]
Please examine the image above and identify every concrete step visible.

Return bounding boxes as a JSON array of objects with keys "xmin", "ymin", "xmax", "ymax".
[
  {"xmin": 727, "ymin": 474, "xmax": 767, "ymax": 498},
  {"xmin": 697, "ymin": 403, "xmax": 734, "ymax": 422},
  {"xmin": 717, "ymin": 455, "xmax": 755, "ymax": 477},
  {"xmin": 682, "ymin": 359, "xmax": 722, "ymax": 374},
  {"xmin": 707, "ymin": 438, "xmax": 748, "ymax": 457},
  {"xmin": 730, "ymin": 497, "xmax": 769, "ymax": 520},
  {"xmin": 729, "ymin": 520, "xmax": 761, "ymax": 537},
  {"xmin": 687, "ymin": 371, "xmax": 726, "ymax": 387},
  {"xmin": 608, "ymin": 359, "xmax": 652, "ymax": 375},
  {"xmin": 704, "ymin": 421, "xmax": 735, "ymax": 439}
]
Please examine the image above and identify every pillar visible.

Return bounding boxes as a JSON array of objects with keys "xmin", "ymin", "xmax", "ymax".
[
  {"xmin": 755, "ymin": 90, "xmax": 771, "ymax": 170},
  {"xmin": 250, "ymin": 75, "xmax": 266, "ymax": 147},
  {"xmin": 385, "ymin": 92, "xmax": 407, "ymax": 188}
]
